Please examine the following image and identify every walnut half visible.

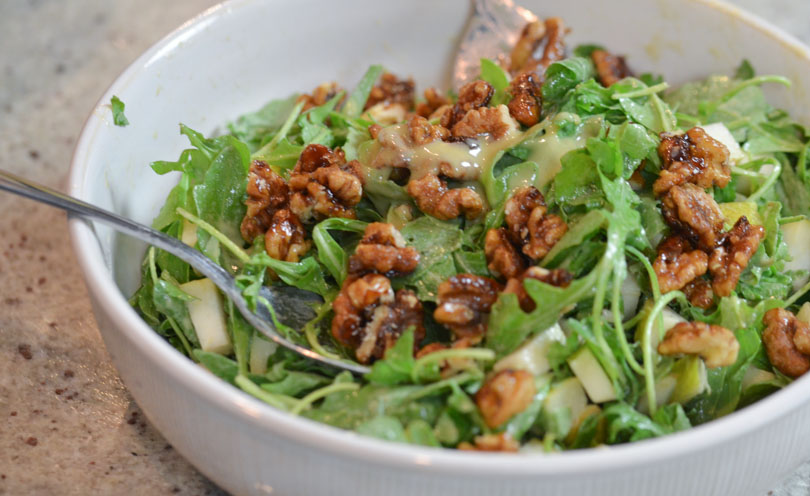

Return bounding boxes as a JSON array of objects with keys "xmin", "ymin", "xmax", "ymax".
[
  {"xmin": 475, "ymin": 369, "xmax": 536, "ymax": 428},
  {"xmin": 348, "ymin": 222, "xmax": 420, "ymax": 277},
  {"xmin": 657, "ymin": 321, "xmax": 739, "ymax": 368},
  {"xmin": 762, "ymin": 308, "xmax": 810, "ymax": 378},
  {"xmin": 654, "ymin": 127, "xmax": 731, "ymax": 196},
  {"xmin": 504, "ymin": 186, "xmax": 567, "ymax": 260},
  {"xmin": 406, "ymin": 174, "xmax": 485, "ymax": 220},
  {"xmin": 434, "ymin": 274, "xmax": 502, "ymax": 341},
  {"xmin": 708, "ymin": 216, "xmax": 764, "ymax": 298},
  {"xmin": 653, "ymin": 234, "xmax": 709, "ymax": 294},
  {"xmin": 288, "ymin": 144, "xmax": 363, "ymax": 223}
]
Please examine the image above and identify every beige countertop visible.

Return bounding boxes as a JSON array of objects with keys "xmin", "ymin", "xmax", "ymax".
[{"xmin": 1, "ymin": 1, "xmax": 808, "ymax": 495}]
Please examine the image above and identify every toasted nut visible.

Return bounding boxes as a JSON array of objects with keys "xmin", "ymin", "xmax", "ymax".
[
  {"xmin": 504, "ymin": 186, "xmax": 567, "ymax": 260},
  {"xmin": 240, "ymin": 160, "xmax": 290, "ymax": 242},
  {"xmin": 763, "ymin": 308, "xmax": 810, "ymax": 378},
  {"xmin": 451, "ymin": 105, "xmax": 519, "ymax": 140},
  {"xmin": 440, "ymin": 80, "xmax": 494, "ymax": 130},
  {"xmin": 654, "ymin": 127, "xmax": 731, "ymax": 196},
  {"xmin": 658, "ymin": 321, "xmax": 739, "ymax": 368},
  {"xmin": 297, "ymin": 81, "xmax": 343, "ymax": 111},
  {"xmin": 475, "ymin": 369, "xmax": 536, "ymax": 428},
  {"xmin": 434, "ymin": 274, "xmax": 502, "ymax": 340},
  {"xmin": 458, "ymin": 433, "xmax": 520, "ymax": 452},
  {"xmin": 364, "ymin": 72, "xmax": 415, "ymax": 110},
  {"xmin": 264, "ymin": 209, "xmax": 311, "ymax": 263},
  {"xmin": 708, "ymin": 216, "xmax": 764, "ymax": 297},
  {"xmin": 406, "ymin": 174, "xmax": 485, "ymax": 220},
  {"xmin": 408, "ymin": 115, "xmax": 450, "ymax": 145},
  {"xmin": 415, "ymin": 87, "xmax": 450, "ymax": 118},
  {"xmin": 509, "ymin": 20, "xmax": 546, "ymax": 73},
  {"xmin": 661, "ymin": 183, "xmax": 726, "ymax": 250},
  {"xmin": 591, "ymin": 49, "xmax": 632, "ymax": 87},
  {"xmin": 289, "ymin": 144, "xmax": 363, "ymax": 223},
  {"xmin": 332, "ymin": 274, "xmax": 424, "ymax": 364},
  {"xmin": 507, "ymin": 72, "xmax": 543, "ymax": 126},
  {"xmin": 348, "ymin": 222, "xmax": 420, "ymax": 277},
  {"xmin": 683, "ymin": 278, "xmax": 714, "ymax": 309},
  {"xmin": 485, "ymin": 228, "xmax": 527, "ymax": 279},
  {"xmin": 653, "ymin": 234, "xmax": 709, "ymax": 294}
]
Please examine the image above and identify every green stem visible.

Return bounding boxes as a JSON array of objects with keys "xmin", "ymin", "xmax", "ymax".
[
  {"xmin": 166, "ymin": 316, "xmax": 196, "ymax": 360},
  {"xmin": 303, "ymin": 302, "xmax": 341, "ymax": 360},
  {"xmin": 651, "ymin": 94, "xmax": 674, "ymax": 133},
  {"xmin": 235, "ymin": 374, "xmax": 294, "ymax": 410},
  {"xmin": 405, "ymin": 372, "xmax": 479, "ymax": 401},
  {"xmin": 612, "ymin": 270, "xmax": 644, "ymax": 375},
  {"xmin": 612, "ymin": 82, "xmax": 669, "ymax": 99},
  {"xmin": 779, "ymin": 215, "xmax": 806, "ymax": 225},
  {"xmin": 148, "ymin": 247, "xmax": 158, "ymax": 284},
  {"xmin": 747, "ymin": 160, "xmax": 781, "ymax": 203},
  {"xmin": 640, "ymin": 291, "xmax": 686, "ymax": 416},
  {"xmin": 252, "ymin": 100, "xmax": 305, "ymax": 162},
  {"xmin": 626, "ymin": 245, "xmax": 661, "ymax": 300},
  {"xmin": 290, "ymin": 382, "xmax": 360, "ymax": 416},
  {"xmin": 176, "ymin": 207, "xmax": 250, "ymax": 263},
  {"xmin": 411, "ymin": 348, "xmax": 496, "ymax": 383},
  {"xmin": 786, "ymin": 279, "xmax": 810, "ymax": 307}
]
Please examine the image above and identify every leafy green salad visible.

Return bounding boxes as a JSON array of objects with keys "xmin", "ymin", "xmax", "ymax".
[{"xmin": 131, "ymin": 23, "xmax": 810, "ymax": 452}]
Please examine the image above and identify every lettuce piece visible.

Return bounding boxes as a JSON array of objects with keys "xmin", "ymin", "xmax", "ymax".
[{"xmin": 110, "ymin": 95, "xmax": 129, "ymax": 126}]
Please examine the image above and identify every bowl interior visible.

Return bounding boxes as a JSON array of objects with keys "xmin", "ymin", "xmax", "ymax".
[{"xmin": 69, "ymin": 0, "xmax": 810, "ymax": 474}]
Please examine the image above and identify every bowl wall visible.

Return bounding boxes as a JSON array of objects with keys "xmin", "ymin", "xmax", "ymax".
[{"xmin": 69, "ymin": 0, "xmax": 810, "ymax": 494}]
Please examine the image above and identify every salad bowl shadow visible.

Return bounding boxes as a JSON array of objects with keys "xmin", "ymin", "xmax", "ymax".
[{"xmin": 69, "ymin": 0, "xmax": 810, "ymax": 494}]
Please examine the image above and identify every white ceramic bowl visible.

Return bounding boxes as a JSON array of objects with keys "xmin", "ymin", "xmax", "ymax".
[{"xmin": 68, "ymin": 1, "xmax": 810, "ymax": 495}]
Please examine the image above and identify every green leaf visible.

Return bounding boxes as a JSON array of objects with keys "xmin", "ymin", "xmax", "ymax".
[
  {"xmin": 366, "ymin": 328, "xmax": 416, "ymax": 386},
  {"xmin": 542, "ymin": 57, "xmax": 596, "ymax": 109},
  {"xmin": 110, "ymin": 95, "xmax": 129, "ymax": 126},
  {"xmin": 344, "ymin": 65, "xmax": 384, "ymax": 117},
  {"xmin": 356, "ymin": 416, "xmax": 409, "ymax": 443},
  {"xmin": 194, "ymin": 350, "xmax": 239, "ymax": 385},
  {"xmin": 312, "ymin": 218, "xmax": 367, "ymax": 285},
  {"xmin": 734, "ymin": 59, "xmax": 756, "ymax": 80},
  {"xmin": 398, "ymin": 216, "xmax": 465, "ymax": 301},
  {"xmin": 480, "ymin": 59, "xmax": 510, "ymax": 106},
  {"xmin": 228, "ymin": 94, "xmax": 300, "ymax": 151}
]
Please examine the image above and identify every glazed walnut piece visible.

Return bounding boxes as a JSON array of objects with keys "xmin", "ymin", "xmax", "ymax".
[
  {"xmin": 507, "ymin": 72, "xmax": 543, "ymax": 127},
  {"xmin": 348, "ymin": 222, "xmax": 420, "ymax": 277},
  {"xmin": 653, "ymin": 235, "xmax": 709, "ymax": 294},
  {"xmin": 653, "ymin": 127, "xmax": 732, "ymax": 196},
  {"xmin": 503, "ymin": 266, "xmax": 573, "ymax": 312},
  {"xmin": 484, "ymin": 228, "xmax": 526, "ymax": 279},
  {"xmin": 683, "ymin": 278, "xmax": 714, "ymax": 309},
  {"xmin": 708, "ymin": 216, "xmax": 765, "ymax": 298},
  {"xmin": 451, "ymin": 105, "xmax": 519, "ymax": 140},
  {"xmin": 288, "ymin": 144, "xmax": 363, "ymax": 223},
  {"xmin": 415, "ymin": 87, "xmax": 450, "ymax": 118},
  {"xmin": 504, "ymin": 186, "xmax": 567, "ymax": 260},
  {"xmin": 240, "ymin": 160, "xmax": 289, "ymax": 242},
  {"xmin": 331, "ymin": 274, "xmax": 425, "ymax": 364},
  {"xmin": 406, "ymin": 174, "xmax": 485, "ymax": 220},
  {"xmin": 763, "ymin": 308, "xmax": 810, "ymax": 378},
  {"xmin": 657, "ymin": 321, "xmax": 739, "ymax": 368},
  {"xmin": 440, "ymin": 80, "xmax": 494, "ymax": 130},
  {"xmin": 458, "ymin": 433, "xmax": 520, "ymax": 452},
  {"xmin": 408, "ymin": 115, "xmax": 449, "ymax": 146},
  {"xmin": 364, "ymin": 72, "xmax": 415, "ymax": 110},
  {"xmin": 297, "ymin": 82, "xmax": 342, "ymax": 111},
  {"xmin": 475, "ymin": 369, "xmax": 537, "ymax": 428},
  {"xmin": 661, "ymin": 183, "xmax": 726, "ymax": 250},
  {"xmin": 509, "ymin": 20, "xmax": 547, "ymax": 73},
  {"xmin": 264, "ymin": 209, "xmax": 311, "ymax": 263},
  {"xmin": 434, "ymin": 274, "xmax": 502, "ymax": 341},
  {"xmin": 591, "ymin": 49, "xmax": 632, "ymax": 87}
]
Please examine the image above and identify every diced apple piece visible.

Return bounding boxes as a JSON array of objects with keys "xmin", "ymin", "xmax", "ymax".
[
  {"xmin": 797, "ymin": 302, "xmax": 810, "ymax": 324},
  {"xmin": 249, "ymin": 334, "xmax": 278, "ymax": 375},
  {"xmin": 782, "ymin": 219, "xmax": 810, "ymax": 290},
  {"xmin": 180, "ymin": 278, "xmax": 232, "ymax": 355},
  {"xmin": 621, "ymin": 276, "xmax": 641, "ymax": 321},
  {"xmin": 543, "ymin": 377, "xmax": 588, "ymax": 437},
  {"xmin": 719, "ymin": 201, "xmax": 763, "ymax": 227},
  {"xmin": 637, "ymin": 374, "xmax": 677, "ymax": 414},
  {"xmin": 181, "ymin": 219, "xmax": 198, "ymax": 247},
  {"xmin": 636, "ymin": 303, "xmax": 687, "ymax": 351},
  {"xmin": 493, "ymin": 323, "xmax": 566, "ymax": 376},
  {"xmin": 568, "ymin": 347, "xmax": 617, "ymax": 403},
  {"xmin": 702, "ymin": 122, "xmax": 745, "ymax": 165},
  {"xmin": 741, "ymin": 366, "xmax": 777, "ymax": 390},
  {"xmin": 669, "ymin": 356, "xmax": 708, "ymax": 404}
]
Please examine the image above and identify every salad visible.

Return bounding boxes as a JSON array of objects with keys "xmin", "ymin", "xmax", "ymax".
[{"xmin": 132, "ymin": 16, "xmax": 810, "ymax": 452}]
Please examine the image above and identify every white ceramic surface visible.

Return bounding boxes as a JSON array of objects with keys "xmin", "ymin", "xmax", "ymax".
[{"xmin": 67, "ymin": 1, "xmax": 810, "ymax": 495}]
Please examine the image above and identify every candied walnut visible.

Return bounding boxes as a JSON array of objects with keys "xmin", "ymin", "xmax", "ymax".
[
  {"xmin": 440, "ymin": 80, "xmax": 494, "ymax": 130},
  {"xmin": 504, "ymin": 266, "xmax": 573, "ymax": 312},
  {"xmin": 408, "ymin": 115, "xmax": 450, "ymax": 145},
  {"xmin": 331, "ymin": 274, "xmax": 425, "ymax": 364},
  {"xmin": 288, "ymin": 144, "xmax": 363, "ymax": 223},
  {"xmin": 658, "ymin": 321, "xmax": 739, "ymax": 368},
  {"xmin": 708, "ymin": 216, "xmax": 764, "ymax": 297},
  {"xmin": 504, "ymin": 186, "xmax": 567, "ymax": 260},
  {"xmin": 264, "ymin": 209, "xmax": 310, "ymax": 263},
  {"xmin": 451, "ymin": 105, "xmax": 519, "ymax": 140},
  {"xmin": 507, "ymin": 72, "xmax": 543, "ymax": 126},
  {"xmin": 591, "ymin": 49, "xmax": 632, "ymax": 87},
  {"xmin": 458, "ymin": 433, "xmax": 520, "ymax": 452},
  {"xmin": 661, "ymin": 183, "xmax": 725, "ymax": 250},
  {"xmin": 348, "ymin": 222, "xmax": 420, "ymax": 277},
  {"xmin": 763, "ymin": 308, "xmax": 810, "ymax": 378},
  {"xmin": 434, "ymin": 274, "xmax": 502, "ymax": 340},
  {"xmin": 297, "ymin": 82, "xmax": 342, "ymax": 111},
  {"xmin": 364, "ymin": 72, "xmax": 415, "ymax": 110},
  {"xmin": 683, "ymin": 278, "xmax": 714, "ymax": 309},
  {"xmin": 653, "ymin": 234, "xmax": 709, "ymax": 293},
  {"xmin": 415, "ymin": 87, "xmax": 450, "ymax": 118},
  {"xmin": 654, "ymin": 127, "xmax": 731, "ymax": 196},
  {"xmin": 241, "ymin": 160, "xmax": 289, "ymax": 242},
  {"xmin": 519, "ymin": 17, "xmax": 568, "ymax": 75},
  {"xmin": 509, "ymin": 20, "xmax": 547, "ymax": 73},
  {"xmin": 485, "ymin": 228, "xmax": 526, "ymax": 279},
  {"xmin": 475, "ymin": 370, "xmax": 536, "ymax": 428},
  {"xmin": 406, "ymin": 174, "xmax": 485, "ymax": 220}
]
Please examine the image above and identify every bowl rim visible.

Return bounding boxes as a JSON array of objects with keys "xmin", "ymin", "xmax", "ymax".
[{"xmin": 68, "ymin": 0, "xmax": 810, "ymax": 477}]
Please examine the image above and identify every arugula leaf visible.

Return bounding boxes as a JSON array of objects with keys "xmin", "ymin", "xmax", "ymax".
[
  {"xmin": 343, "ymin": 65, "xmax": 384, "ymax": 117},
  {"xmin": 480, "ymin": 58, "xmax": 511, "ymax": 106},
  {"xmin": 398, "ymin": 216, "xmax": 464, "ymax": 301},
  {"xmin": 110, "ymin": 95, "xmax": 129, "ymax": 126},
  {"xmin": 228, "ymin": 94, "xmax": 300, "ymax": 151},
  {"xmin": 542, "ymin": 57, "xmax": 596, "ymax": 110},
  {"xmin": 312, "ymin": 218, "xmax": 367, "ymax": 284},
  {"xmin": 366, "ymin": 328, "xmax": 416, "ymax": 386}
]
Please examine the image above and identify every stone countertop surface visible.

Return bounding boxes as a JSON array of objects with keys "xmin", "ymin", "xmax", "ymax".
[{"xmin": 1, "ymin": 1, "xmax": 809, "ymax": 495}]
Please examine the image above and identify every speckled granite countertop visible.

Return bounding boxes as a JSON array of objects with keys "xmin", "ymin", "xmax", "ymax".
[{"xmin": 1, "ymin": 1, "xmax": 809, "ymax": 495}]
